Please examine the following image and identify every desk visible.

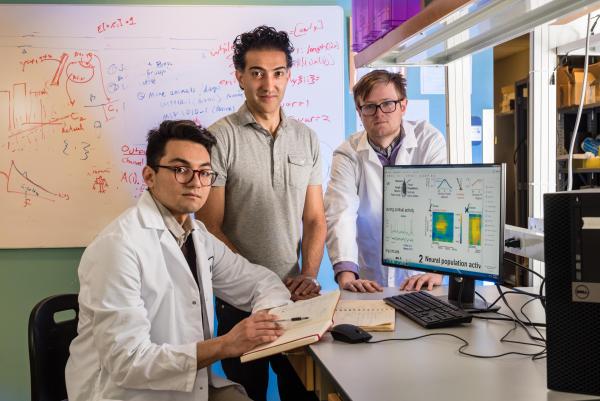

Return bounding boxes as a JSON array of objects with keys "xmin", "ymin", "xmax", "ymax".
[{"xmin": 303, "ymin": 287, "xmax": 598, "ymax": 401}]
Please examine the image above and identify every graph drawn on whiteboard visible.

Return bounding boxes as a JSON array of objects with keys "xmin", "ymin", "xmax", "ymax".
[{"xmin": 0, "ymin": 5, "xmax": 344, "ymax": 248}]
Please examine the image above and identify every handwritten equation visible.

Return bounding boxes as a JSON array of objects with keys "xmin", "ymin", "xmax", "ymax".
[{"xmin": 0, "ymin": 4, "xmax": 344, "ymax": 247}]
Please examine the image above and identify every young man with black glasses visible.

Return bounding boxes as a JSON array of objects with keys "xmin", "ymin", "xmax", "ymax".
[
  {"xmin": 66, "ymin": 120, "xmax": 292, "ymax": 401},
  {"xmin": 325, "ymin": 69, "xmax": 447, "ymax": 293}
]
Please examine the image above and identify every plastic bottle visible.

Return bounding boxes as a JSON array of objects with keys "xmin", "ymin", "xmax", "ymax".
[{"xmin": 581, "ymin": 137, "xmax": 600, "ymax": 156}]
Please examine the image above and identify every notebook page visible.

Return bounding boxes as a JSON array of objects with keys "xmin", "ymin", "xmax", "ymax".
[
  {"xmin": 333, "ymin": 300, "xmax": 395, "ymax": 329},
  {"xmin": 268, "ymin": 290, "xmax": 340, "ymax": 328}
]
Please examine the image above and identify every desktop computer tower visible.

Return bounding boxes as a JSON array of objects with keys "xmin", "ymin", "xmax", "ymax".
[{"xmin": 544, "ymin": 190, "xmax": 600, "ymax": 396}]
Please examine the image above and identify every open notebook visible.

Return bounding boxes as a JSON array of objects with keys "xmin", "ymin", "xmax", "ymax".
[
  {"xmin": 241, "ymin": 290, "xmax": 340, "ymax": 363},
  {"xmin": 333, "ymin": 300, "xmax": 395, "ymax": 332}
]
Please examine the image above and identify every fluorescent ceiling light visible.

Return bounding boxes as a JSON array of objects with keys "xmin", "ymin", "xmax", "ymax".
[{"xmin": 359, "ymin": 0, "xmax": 600, "ymax": 67}]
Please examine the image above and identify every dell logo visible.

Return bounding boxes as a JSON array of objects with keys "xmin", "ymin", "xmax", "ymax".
[{"xmin": 575, "ymin": 285, "xmax": 590, "ymax": 299}]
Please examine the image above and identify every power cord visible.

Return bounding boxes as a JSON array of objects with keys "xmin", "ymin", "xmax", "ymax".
[
  {"xmin": 471, "ymin": 287, "xmax": 547, "ymax": 356},
  {"xmin": 513, "ymin": 137, "xmax": 527, "ymax": 165},
  {"xmin": 568, "ymin": 13, "xmax": 593, "ymax": 191},
  {"xmin": 503, "ymin": 257, "xmax": 546, "ymax": 308},
  {"xmin": 504, "ymin": 237, "xmax": 521, "ymax": 248},
  {"xmin": 455, "ymin": 277, "xmax": 492, "ymax": 312},
  {"xmin": 367, "ymin": 331, "xmax": 546, "ymax": 360},
  {"xmin": 550, "ymin": 52, "xmax": 570, "ymax": 85},
  {"xmin": 503, "ymin": 257, "xmax": 545, "ymax": 283},
  {"xmin": 495, "ymin": 285, "xmax": 546, "ymax": 343},
  {"xmin": 591, "ymin": 14, "xmax": 600, "ymax": 33},
  {"xmin": 474, "ymin": 290, "xmax": 490, "ymax": 310},
  {"xmin": 494, "ymin": 310, "xmax": 546, "ymax": 346},
  {"xmin": 376, "ymin": 254, "xmax": 550, "ymax": 357},
  {"xmin": 367, "ymin": 282, "xmax": 548, "ymax": 360},
  {"xmin": 549, "ymin": 14, "xmax": 598, "ymax": 85}
]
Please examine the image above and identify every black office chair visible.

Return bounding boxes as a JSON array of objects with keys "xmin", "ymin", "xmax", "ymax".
[{"xmin": 28, "ymin": 294, "xmax": 79, "ymax": 401}]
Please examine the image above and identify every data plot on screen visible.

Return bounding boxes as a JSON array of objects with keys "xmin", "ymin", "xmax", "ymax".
[
  {"xmin": 432, "ymin": 212, "xmax": 454, "ymax": 243},
  {"xmin": 383, "ymin": 164, "xmax": 503, "ymax": 281}
]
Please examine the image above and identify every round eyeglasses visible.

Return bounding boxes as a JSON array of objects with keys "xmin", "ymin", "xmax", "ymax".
[
  {"xmin": 153, "ymin": 165, "xmax": 218, "ymax": 186},
  {"xmin": 358, "ymin": 99, "xmax": 403, "ymax": 116}
]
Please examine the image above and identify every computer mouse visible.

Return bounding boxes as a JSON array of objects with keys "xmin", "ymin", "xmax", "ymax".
[{"xmin": 330, "ymin": 324, "xmax": 372, "ymax": 344}]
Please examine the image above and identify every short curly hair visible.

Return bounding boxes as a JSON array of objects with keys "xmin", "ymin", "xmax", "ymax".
[{"xmin": 232, "ymin": 25, "xmax": 294, "ymax": 71}]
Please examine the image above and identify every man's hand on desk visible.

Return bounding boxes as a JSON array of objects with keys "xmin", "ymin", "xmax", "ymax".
[
  {"xmin": 220, "ymin": 310, "xmax": 284, "ymax": 357},
  {"xmin": 337, "ymin": 271, "xmax": 383, "ymax": 293},
  {"xmin": 285, "ymin": 274, "xmax": 321, "ymax": 301},
  {"xmin": 399, "ymin": 273, "xmax": 443, "ymax": 291}
]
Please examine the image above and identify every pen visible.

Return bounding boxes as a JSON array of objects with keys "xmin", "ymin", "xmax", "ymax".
[{"xmin": 275, "ymin": 317, "xmax": 310, "ymax": 322}]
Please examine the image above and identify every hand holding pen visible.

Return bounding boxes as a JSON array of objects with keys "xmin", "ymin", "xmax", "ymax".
[{"xmin": 274, "ymin": 316, "xmax": 310, "ymax": 323}]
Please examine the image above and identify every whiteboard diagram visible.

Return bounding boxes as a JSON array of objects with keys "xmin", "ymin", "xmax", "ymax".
[{"xmin": 0, "ymin": 5, "xmax": 345, "ymax": 248}]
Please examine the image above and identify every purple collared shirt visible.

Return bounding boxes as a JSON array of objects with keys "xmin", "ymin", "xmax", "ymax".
[{"xmin": 368, "ymin": 130, "xmax": 404, "ymax": 166}]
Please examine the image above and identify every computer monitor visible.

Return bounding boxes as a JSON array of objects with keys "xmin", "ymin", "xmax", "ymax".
[{"xmin": 382, "ymin": 163, "xmax": 505, "ymax": 311}]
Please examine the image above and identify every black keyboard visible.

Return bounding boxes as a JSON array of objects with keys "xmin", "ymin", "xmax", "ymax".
[{"xmin": 384, "ymin": 291, "xmax": 472, "ymax": 329}]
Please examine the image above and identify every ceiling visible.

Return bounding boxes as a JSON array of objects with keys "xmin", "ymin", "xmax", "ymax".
[{"xmin": 493, "ymin": 34, "xmax": 530, "ymax": 61}]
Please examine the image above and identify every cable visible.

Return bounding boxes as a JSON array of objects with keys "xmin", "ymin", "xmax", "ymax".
[
  {"xmin": 368, "ymin": 332, "xmax": 545, "ymax": 359},
  {"xmin": 474, "ymin": 290, "xmax": 490, "ymax": 309},
  {"xmin": 497, "ymin": 317, "xmax": 545, "ymax": 347},
  {"xmin": 539, "ymin": 277, "xmax": 546, "ymax": 308},
  {"xmin": 473, "ymin": 314, "xmax": 545, "ymax": 327},
  {"xmin": 504, "ymin": 237, "xmax": 521, "ymax": 248},
  {"xmin": 591, "ymin": 14, "xmax": 600, "ymax": 33},
  {"xmin": 454, "ymin": 279, "xmax": 492, "ymax": 313},
  {"xmin": 367, "ymin": 333, "xmax": 465, "ymax": 345},
  {"xmin": 484, "ymin": 289, "xmax": 542, "ymax": 310},
  {"xmin": 504, "ymin": 286, "xmax": 544, "ymax": 299},
  {"xmin": 474, "ymin": 300, "xmax": 546, "ymax": 343},
  {"xmin": 550, "ymin": 52, "xmax": 569, "ymax": 85},
  {"xmin": 493, "ymin": 286, "xmax": 548, "ymax": 359},
  {"xmin": 503, "ymin": 257, "xmax": 545, "ymax": 282},
  {"xmin": 513, "ymin": 137, "xmax": 527, "ymax": 165},
  {"xmin": 519, "ymin": 297, "xmax": 546, "ymax": 341},
  {"xmin": 472, "ymin": 293, "xmax": 546, "ymax": 327},
  {"xmin": 495, "ymin": 285, "xmax": 546, "ymax": 343},
  {"xmin": 493, "ymin": 309, "xmax": 545, "ymax": 342},
  {"xmin": 568, "ymin": 13, "xmax": 592, "ymax": 191},
  {"xmin": 502, "ymin": 257, "xmax": 547, "ymax": 307},
  {"xmin": 367, "ymin": 285, "xmax": 548, "ymax": 360},
  {"xmin": 500, "ymin": 312, "xmax": 546, "ymax": 354}
]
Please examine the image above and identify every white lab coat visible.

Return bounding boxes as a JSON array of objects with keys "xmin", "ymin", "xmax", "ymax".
[
  {"xmin": 325, "ymin": 120, "xmax": 447, "ymax": 287},
  {"xmin": 66, "ymin": 191, "xmax": 291, "ymax": 401}
]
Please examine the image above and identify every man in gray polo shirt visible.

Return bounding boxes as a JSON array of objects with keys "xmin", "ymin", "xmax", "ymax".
[{"xmin": 196, "ymin": 26, "xmax": 325, "ymax": 401}]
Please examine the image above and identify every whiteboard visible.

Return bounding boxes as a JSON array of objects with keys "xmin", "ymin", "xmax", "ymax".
[{"xmin": 0, "ymin": 5, "xmax": 344, "ymax": 248}]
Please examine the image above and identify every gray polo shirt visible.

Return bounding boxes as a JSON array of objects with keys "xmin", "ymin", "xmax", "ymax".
[{"xmin": 208, "ymin": 102, "xmax": 322, "ymax": 279}]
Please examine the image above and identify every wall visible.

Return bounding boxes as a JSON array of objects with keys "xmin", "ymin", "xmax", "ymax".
[
  {"xmin": 406, "ymin": 67, "xmax": 447, "ymax": 137},
  {"xmin": 493, "ymin": 48, "xmax": 529, "ymax": 226},
  {"xmin": 494, "ymin": 50, "xmax": 529, "ymax": 114},
  {"xmin": 0, "ymin": 5, "xmax": 346, "ymax": 248},
  {"xmin": 0, "ymin": 249, "xmax": 82, "ymax": 401},
  {"xmin": 471, "ymin": 49, "xmax": 494, "ymax": 163},
  {"xmin": 0, "ymin": 1, "xmax": 352, "ymax": 401}
]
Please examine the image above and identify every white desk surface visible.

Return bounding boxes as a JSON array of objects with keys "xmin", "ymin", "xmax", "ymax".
[{"xmin": 309, "ymin": 286, "xmax": 597, "ymax": 401}]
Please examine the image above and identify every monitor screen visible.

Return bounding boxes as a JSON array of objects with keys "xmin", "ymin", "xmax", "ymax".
[{"xmin": 382, "ymin": 164, "xmax": 505, "ymax": 290}]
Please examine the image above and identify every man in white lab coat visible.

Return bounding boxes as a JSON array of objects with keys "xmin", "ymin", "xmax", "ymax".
[
  {"xmin": 325, "ymin": 70, "xmax": 447, "ymax": 292},
  {"xmin": 65, "ymin": 120, "xmax": 292, "ymax": 401}
]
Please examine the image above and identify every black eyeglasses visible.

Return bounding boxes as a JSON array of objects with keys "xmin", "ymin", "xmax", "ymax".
[
  {"xmin": 358, "ymin": 99, "xmax": 403, "ymax": 116},
  {"xmin": 153, "ymin": 165, "xmax": 218, "ymax": 186}
]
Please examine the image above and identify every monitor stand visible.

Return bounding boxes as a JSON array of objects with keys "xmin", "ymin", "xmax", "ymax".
[{"xmin": 444, "ymin": 276, "xmax": 500, "ymax": 313}]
